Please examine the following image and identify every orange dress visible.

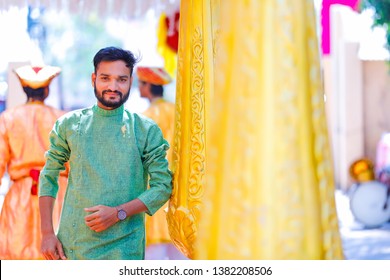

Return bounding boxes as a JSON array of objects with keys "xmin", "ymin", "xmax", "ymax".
[
  {"xmin": 0, "ymin": 102, "xmax": 68, "ymax": 260},
  {"xmin": 142, "ymin": 98, "xmax": 175, "ymax": 245}
]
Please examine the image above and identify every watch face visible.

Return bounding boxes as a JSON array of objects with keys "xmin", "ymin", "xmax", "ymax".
[{"xmin": 118, "ymin": 209, "xmax": 127, "ymax": 221}]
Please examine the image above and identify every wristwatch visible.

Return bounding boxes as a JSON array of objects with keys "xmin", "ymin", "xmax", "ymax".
[{"xmin": 116, "ymin": 207, "xmax": 127, "ymax": 221}]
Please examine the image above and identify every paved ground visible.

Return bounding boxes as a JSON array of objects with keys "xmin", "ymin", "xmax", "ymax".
[
  {"xmin": 336, "ymin": 189, "xmax": 390, "ymax": 260},
  {"xmin": 1, "ymin": 177, "xmax": 389, "ymax": 260}
]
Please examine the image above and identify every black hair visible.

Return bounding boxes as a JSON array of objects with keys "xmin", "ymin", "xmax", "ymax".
[
  {"xmin": 23, "ymin": 87, "xmax": 46, "ymax": 100},
  {"xmin": 93, "ymin": 46, "xmax": 140, "ymax": 76},
  {"xmin": 150, "ymin": 84, "xmax": 164, "ymax": 97}
]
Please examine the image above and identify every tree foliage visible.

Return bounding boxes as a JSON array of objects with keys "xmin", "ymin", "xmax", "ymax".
[{"xmin": 361, "ymin": 0, "xmax": 390, "ymax": 55}]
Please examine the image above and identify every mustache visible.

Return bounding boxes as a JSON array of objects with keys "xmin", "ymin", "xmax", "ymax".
[{"xmin": 102, "ymin": 90, "xmax": 122, "ymax": 96}]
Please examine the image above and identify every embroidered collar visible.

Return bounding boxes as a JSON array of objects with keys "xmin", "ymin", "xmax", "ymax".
[{"xmin": 92, "ymin": 104, "xmax": 124, "ymax": 116}]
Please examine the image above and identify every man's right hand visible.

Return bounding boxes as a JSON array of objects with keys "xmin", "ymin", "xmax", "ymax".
[{"xmin": 41, "ymin": 233, "xmax": 67, "ymax": 260}]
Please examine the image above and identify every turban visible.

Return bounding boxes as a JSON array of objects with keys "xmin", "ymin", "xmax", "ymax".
[
  {"xmin": 136, "ymin": 66, "xmax": 172, "ymax": 85},
  {"xmin": 14, "ymin": 65, "xmax": 61, "ymax": 89}
]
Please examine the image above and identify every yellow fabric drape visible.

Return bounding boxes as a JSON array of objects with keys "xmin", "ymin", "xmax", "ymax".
[
  {"xmin": 167, "ymin": 0, "xmax": 219, "ymax": 259},
  {"xmin": 194, "ymin": 0, "xmax": 343, "ymax": 259}
]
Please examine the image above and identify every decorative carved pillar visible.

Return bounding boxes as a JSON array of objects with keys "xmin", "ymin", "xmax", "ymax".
[{"xmin": 167, "ymin": 0, "xmax": 220, "ymax": 259}]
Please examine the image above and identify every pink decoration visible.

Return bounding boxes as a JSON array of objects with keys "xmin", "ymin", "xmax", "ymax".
[{"xmin": 321, "ymin": 0, "xmax": 360, "ymax": 55}]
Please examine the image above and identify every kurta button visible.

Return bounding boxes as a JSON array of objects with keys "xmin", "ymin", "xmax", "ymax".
[
  {"xmin": 78, "ymin": 154, "xmax": 81, "ymax": 158},
  {"xmin": 72, "ymin": 223, "xmax": 76, "ymax": 227}
]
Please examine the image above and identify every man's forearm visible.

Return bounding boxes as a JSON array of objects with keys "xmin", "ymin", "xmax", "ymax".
[
  {"xmin": 120, "ymin": 198, "xmax": 148, "ymax": 217},
  {"xmin": 39, "ymin": 196, "xmax": 56, "ymax": 235}
]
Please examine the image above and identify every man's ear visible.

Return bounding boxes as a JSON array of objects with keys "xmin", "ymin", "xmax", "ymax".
[
  {"xmin": 129, "ymin": 76, "xmax": 133, "ymax": 87},
  {"xmin": 91, "ymin": 73, "xmax": 96, "ymax": 87},
  {"xmin": 43, "ymin": 87, "xmax": 49, "ymax": 99}
]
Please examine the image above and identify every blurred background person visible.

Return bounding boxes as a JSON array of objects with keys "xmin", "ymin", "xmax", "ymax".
[
  {"xmin": 137, "ymin": 66, "xmax": 186, "ymax": 260},
  {"xmin": 0, "ymin": 65, "xmax": 68, "ymax": 259}
]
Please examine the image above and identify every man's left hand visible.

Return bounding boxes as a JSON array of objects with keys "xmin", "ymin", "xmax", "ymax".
[{"xmin": 84, "ymin": 205, "xmax": 118, "ymax": 232}]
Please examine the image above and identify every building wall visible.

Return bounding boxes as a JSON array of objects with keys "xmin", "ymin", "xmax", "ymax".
[
  {"xmin": 325, "ymin": 4, "xmax": 390, "ymax": 190},
  {"xmin": 363, "ymin": 61, "xmax": 390, "ymax": 163},
  {"xmin": 326, "ymin": 5, "xmax": 365, "ymax": 190}
]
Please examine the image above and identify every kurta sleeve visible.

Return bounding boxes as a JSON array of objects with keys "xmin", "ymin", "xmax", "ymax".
[
  {"xmin": 138, "ymin": 124, "xmax": 172, "ymax": 215},
  {"xmin": 0, "ymin": 113, "xmax": 10, "ymax": 183},
  {"xmin": 39, "ymin": 119, "xmax": 70, "ymax": 198}
]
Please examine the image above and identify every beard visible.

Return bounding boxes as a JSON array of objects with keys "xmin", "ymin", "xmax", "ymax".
[{"xmin": 94, "ymin": 86, "xmax": 130, "ymax": 109}]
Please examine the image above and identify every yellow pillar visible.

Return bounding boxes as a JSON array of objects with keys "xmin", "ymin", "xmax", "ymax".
[{"xmin": 167, "ymin": 0, "xmax": 220, "ymax": 259}]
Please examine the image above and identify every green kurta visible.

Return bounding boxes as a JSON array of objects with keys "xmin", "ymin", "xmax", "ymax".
[{"xmin": 39, "ymin": 104, "xmax": 172, "ymax": 260}]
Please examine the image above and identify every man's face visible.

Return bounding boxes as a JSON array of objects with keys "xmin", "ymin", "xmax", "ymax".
[
  {"xmin": 91, "ymin": 60, "xmax": 132, "ymax": 110},
  {"xmin": 138, "ymin": 80, "xmax": 150, "ymax": 98}
]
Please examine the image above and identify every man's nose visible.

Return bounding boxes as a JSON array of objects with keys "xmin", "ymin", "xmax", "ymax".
[{"xmin": 107, "ymin": 80, "xmax": 119, "ymax": 91}]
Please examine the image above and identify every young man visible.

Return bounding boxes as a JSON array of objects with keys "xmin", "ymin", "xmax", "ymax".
[
  {"xmin": 137, "ymin": 66, "xmax": 187, "ymax": 260},
  {"xmin": 39, "ymin": 47, "xmax": 173, "ymax": 260},
  {"xmin": 137, "ymin": 67, "xmax": 174, "ymax": 164},
  {"xmin": 0, "ymin": 65, "xmax": 67, "ymax": 259}
]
